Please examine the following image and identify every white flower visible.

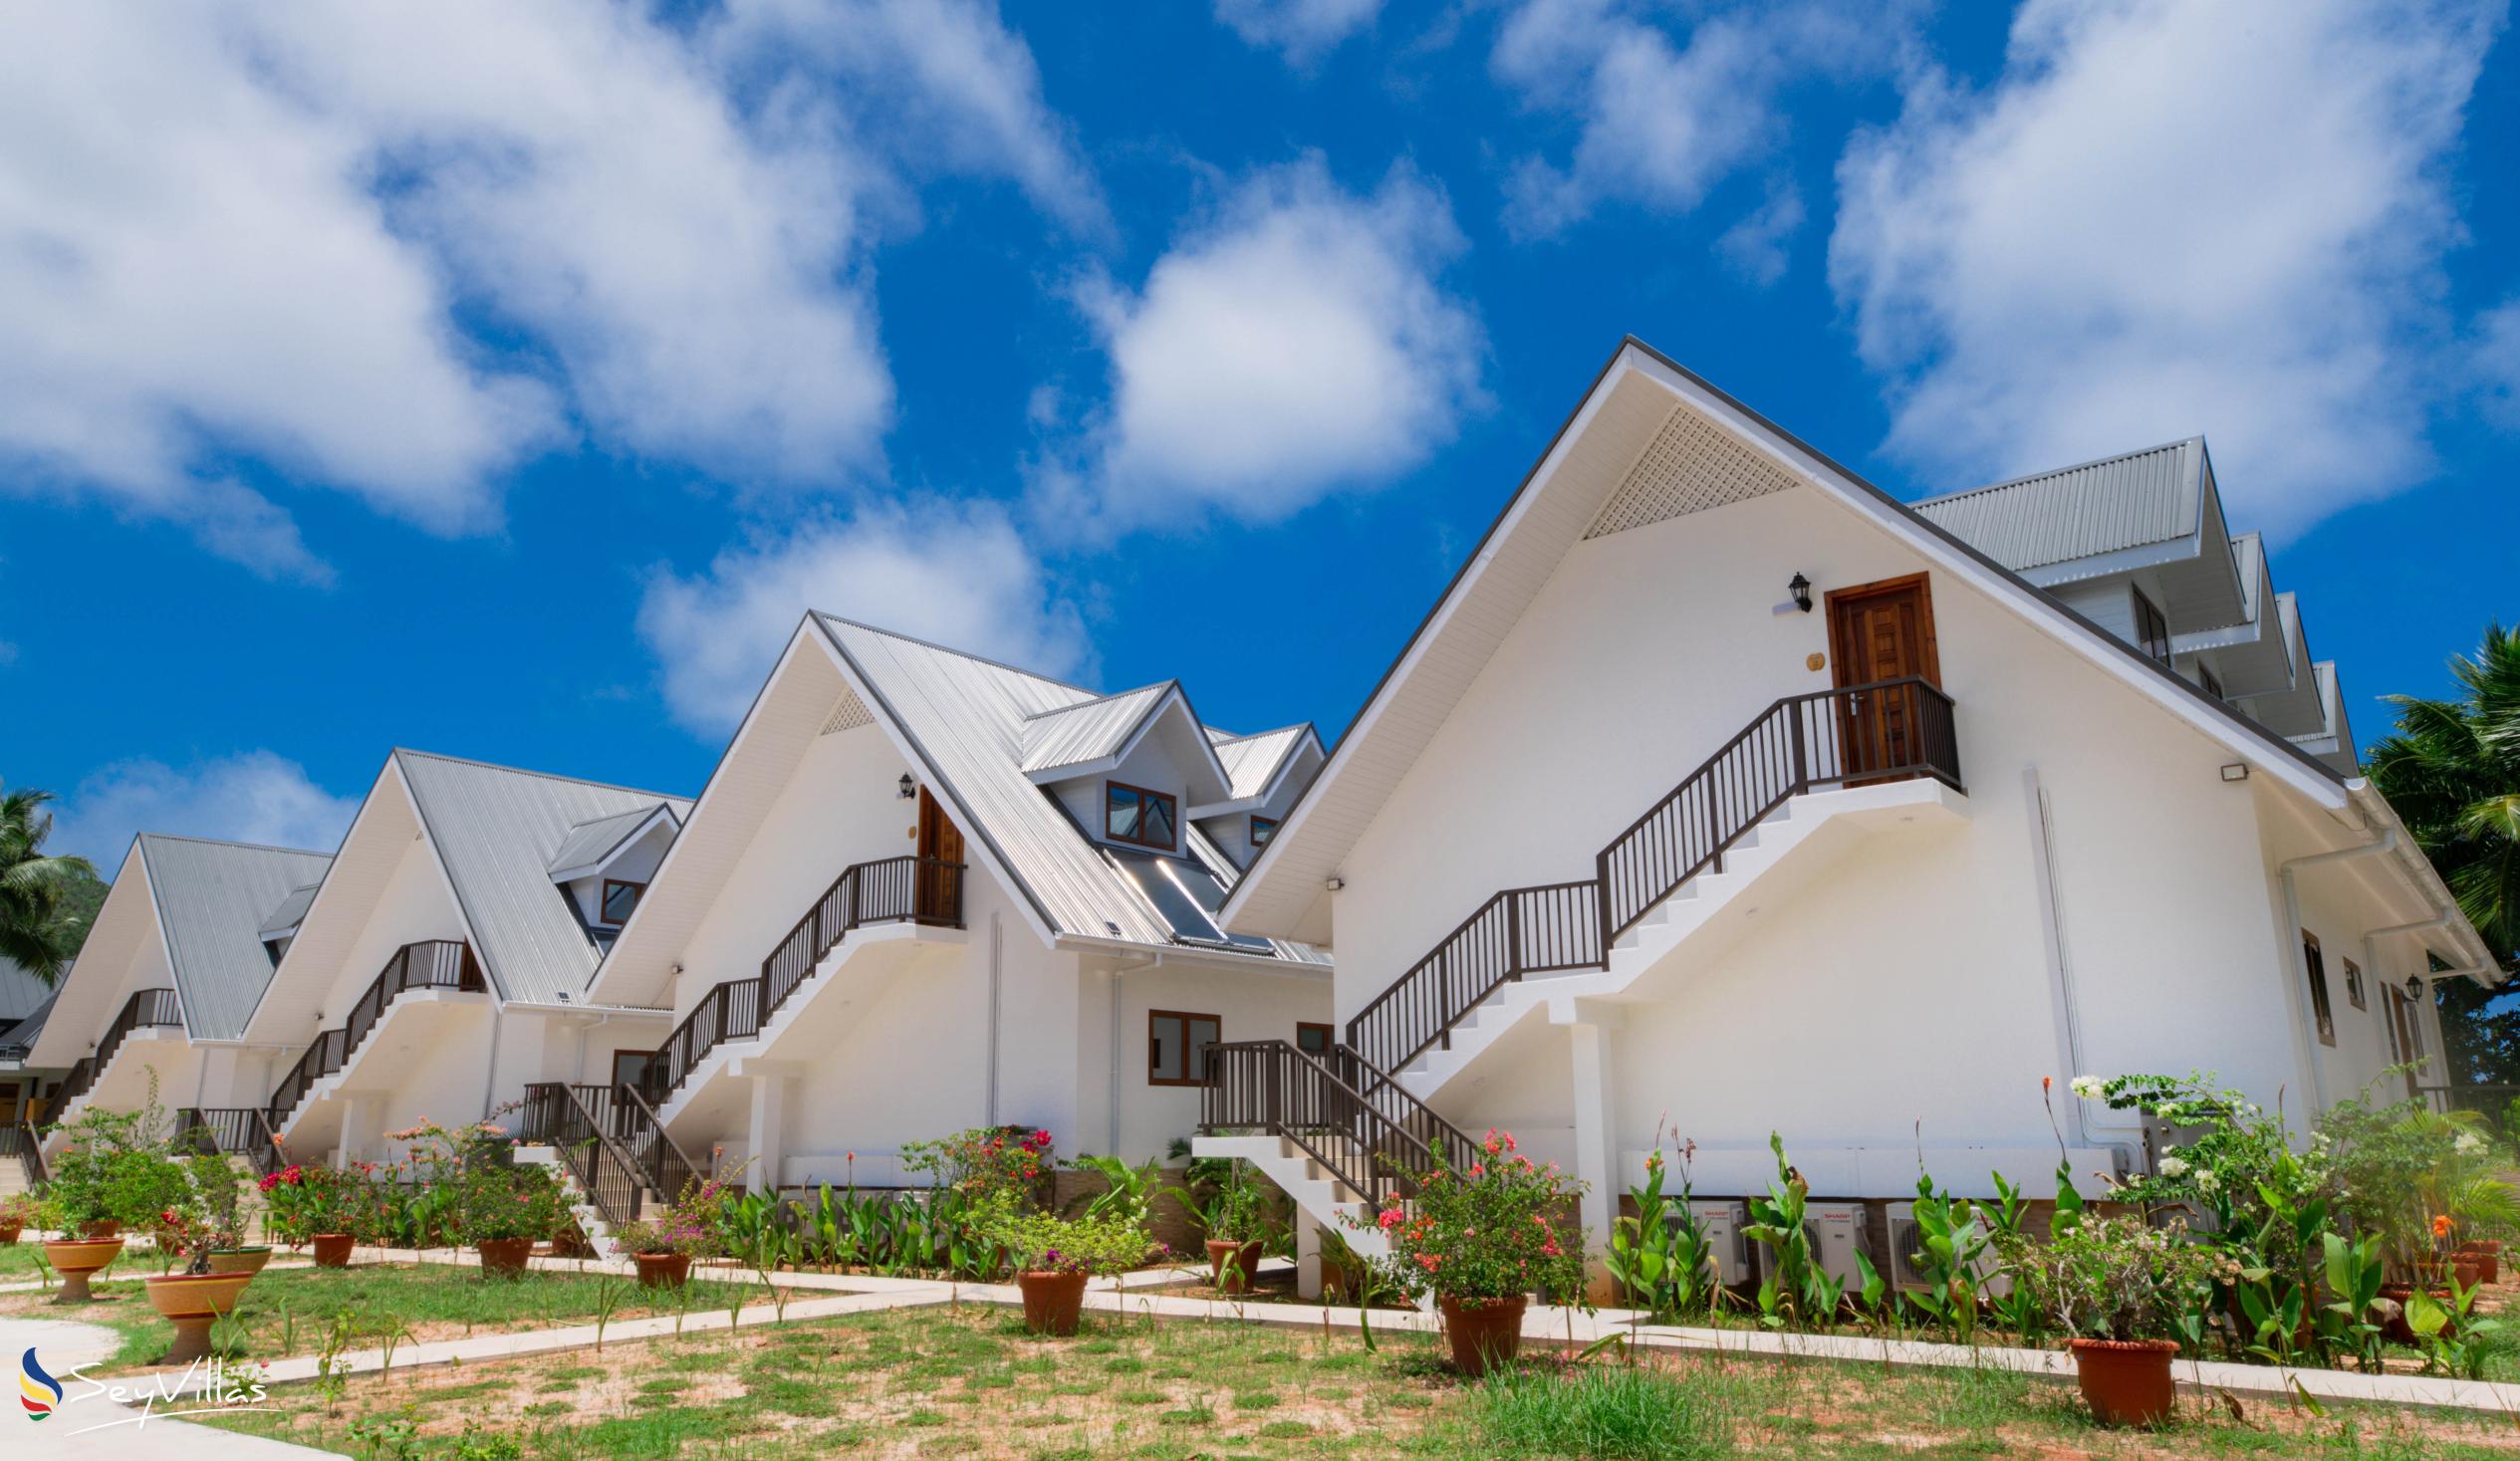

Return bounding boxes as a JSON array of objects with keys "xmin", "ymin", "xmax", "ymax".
[
  {"xmin": 2195, "ymin": 1168, "xmax": 2221, "ymax": 1193},
  {"xmin": 2158, "ymin": 1156, "xmax": 2190, "ymax": 1179},
  {"xmin": 2070, "ymin": 1076, "xmax": 2106, "ymax": 1099},
  {"xmin": 2456, "ymin": 1132, "xmax": 2486, "ymax": 1156}
]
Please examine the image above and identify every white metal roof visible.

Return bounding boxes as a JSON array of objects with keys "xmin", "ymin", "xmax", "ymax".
[
  {"xmin": 1913, "ymin": 438, "xmax": 2205, "ymax": 571},
  {"xmin": 258, "ymin": 881, "xmax": 323, "ymax": 939},
  {"xmin": 546, "ymin": 804, "xmax": 681, "ymax": 880},
  {"xmin": 1210, "ymin": 725, "xmax": 1322, "ymax": 805},
  {"xmin": 1020, "ymin": 683, "xmax": 1175, "ymax": 777}
]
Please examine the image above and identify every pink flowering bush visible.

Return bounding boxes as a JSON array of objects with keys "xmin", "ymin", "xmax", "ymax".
[
  {"xmin": 901, "ymin": 1125, "xmax": 1054, "ymax": 1207},
  {"xmin": 613, "ymin": 1176, "xmax": 735, "ymax": 1259},
  {"xmin": 388, "ymin": 1114, "xmax": 569, "ymax": 1246},
  {"xmin": 1344, "ymin": 1129, "xmax": 1588, "ymax": 1305},
  {"xmin": 258, "ymin": 1161, "xmax": 381, "ymax": 1245}
]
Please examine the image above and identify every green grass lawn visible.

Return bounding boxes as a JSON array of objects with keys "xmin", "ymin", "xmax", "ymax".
[
  {"xmin": 199, "ymin": 1300, "xmax": 2520, "ymax": 1460},
  {"xmin": 0, "ymin": 1260, "xmax": 771, "ymax": 1369}
]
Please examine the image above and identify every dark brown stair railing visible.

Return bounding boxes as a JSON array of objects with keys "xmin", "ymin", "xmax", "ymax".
[
  {"xmin": 1, "ymin": 1120, "xmax": 45, "ymax": 1187},
  {"xmin": 521, "ymin": 1082, "xmax": 650, "ymax": 1230},
  {"xmin": 1343, "ymin": 677, "xmax": 1960, "ymax": 1078},
  {"xmin": 174, "ymin": 1106, "xmax": 281, "ymax": 1159},
  {"xmin": 1200, "ymin": 1040, "xmax": 1480, "ymax": 1210},
  {"xmin": 54, "ymin": 987, "xmax": 184, "ymax": 1109},
  {"xmin": 265, "ymin": 940, "xmax": 484, "ymax": 1130},
  {"xmin": 643, "ymin": 854, "xmax": 966, "ymax": 1107}
]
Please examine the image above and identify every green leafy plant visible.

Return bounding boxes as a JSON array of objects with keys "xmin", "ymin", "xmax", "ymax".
[
  {"xmin": 1185, "ymin": 1157, "xmax": 1270, "ymax": 1248},
  {"xmin": 1743, "ymin": 1134, "xmax": 1840, "ymax": 1331},
  {"xmin": 43, "ymin": 1096, "xmax": 190, "ymax": 1233},
  {"xmin": 985, "ymin": 1203, "xmax": 1158, "ymax": 1278},
  {"xmin": 385, "ymin": 1115, "xmax": 569, "ymax": 1248},
  {"xmin": 612, "ymin": 1176, "xmax": 733, "ymax": 1260},
  {"xmin": 1603, "ymin": 1141, "xmax": 1716, "ymax": 1323},
  {"xmin": 1344, "ymin": 1128, "xmax": 1588, "ymax": 1308},
  {"xmin": 1066, "ymin": 1152, "xmax": 1167, "ymax": 1227},
  {"xmin": 2012, "ymin": 1213, "xmax": 2214, "ymax": 1343}
]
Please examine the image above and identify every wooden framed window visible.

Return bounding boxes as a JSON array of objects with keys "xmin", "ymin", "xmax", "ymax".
[
  {"xmin": 2134, "ymin": 588, "xmax": 2172, "ymax": 663},
  {"xmin": 2302, "ymin": 930, "xmax": 2336, "ymax": 1047},
  {"xmin": 1295, "ymin": 1022, "xmax": 1333, "ymax": 1058},
  {"xmin": 600, "ymin": 878, "xmax": 645, "ymax": 925},
  {"xmin": 2343, "ymin": 956, "xmax": 2367, "ymax": 1011},
  {"xmin": 1148, "ymin": 1009, "xmax": 1221, "ymax": 1087},
  {"xmin": 1106, "ymin": 782, "xmax": 1179, "ymax": 851},
  {"xmin": 611, "ymin": 1049, "xmax": 654, "ymax": 1096},
  {"xmin": 2198, "ymin": 662, "xmax": 2225, "ymax": 701},
  {"xmin": 1250, "ymin": 816, "xmax": 1280, "ymax": 850}
]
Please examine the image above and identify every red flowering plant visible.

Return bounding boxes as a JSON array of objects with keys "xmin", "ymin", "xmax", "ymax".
[
  {"xmin": 257, "ymin": 1161, "xmax": 379, "ymax": 1246},
  {"xmin": 1342, "ymin": 1129, "xmax": 1589, "ymax": 1306},
  {"xmin": 902, "ymin": 1125, "xmax": 1055, "ymax": 1208},
  {"xmin": 388, "ymin": 1115, "xmax": 569, "ymax": 1246}
]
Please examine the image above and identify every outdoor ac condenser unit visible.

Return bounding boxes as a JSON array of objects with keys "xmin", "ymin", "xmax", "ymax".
[
  {"xmin": 1884, "ymin": 1199, "xmax": 2013, "ymax": 1298},
  {"xmin": 1751, "ymin": 1201, "xmax": 1869, "ymax": 1291},
  {"xmin": 1676, "ymin": 1199, "xmax": 1753, "ymax": 1287}
]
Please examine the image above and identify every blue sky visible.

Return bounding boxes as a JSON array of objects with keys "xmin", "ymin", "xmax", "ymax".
[{"xmin": 4, "ymin": 0, "xmax": 2517, "ymax": 866}]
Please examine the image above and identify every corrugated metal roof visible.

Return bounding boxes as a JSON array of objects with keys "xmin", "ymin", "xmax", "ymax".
[
  {"xmin": 815, "ymin": 615, "xmax": 1323, "ymax": 961},
  {"xmin": 1212, "ymin": 725, "xmax": 1314, "ymax": 803},
  {"xmin": 393, "ymin": 751, "xmax": 692, "ymax": 1005},
  {"xmin": 1, "ymin": 985, "xmax": 57, "ymax": 1057},
  {"xmin": 135, "ymin": 835, "xmax": 334, "ymax": 1042},
  {"xmin": 545, "ymin": 805, "xmax": 676, "ymax": 876},
  {"xmin": 1912, "ymin": 438, "xmax": 2204, "ymax": 572},
  {"xmin": 0, "ymin": 955, "xmax": 52, "ymax": 1023},
  {"xmin": 1019, "ymin": 683, "xmax": 1173, "ymax": 777},
  {"xmin": 258, "ymin": 882, "xmax": 323, "ymax": 938}
]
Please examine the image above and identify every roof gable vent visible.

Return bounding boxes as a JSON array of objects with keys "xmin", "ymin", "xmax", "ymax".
[{"xmin": 1586, "ymin": 404, "xmax": 1799, "ymax": 540}]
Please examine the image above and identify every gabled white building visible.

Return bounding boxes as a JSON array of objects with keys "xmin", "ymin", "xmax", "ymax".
[
  {"xmin": 1206, "ymin": 340, "xmax": 2497, "ymax": 1291},
  {"xmin": 579, "ymin": 613, "xmax": 1331, "ymax": 1205},
  {"xmin": 235, "ymin": 750, "xmax": 690, "ymax": 1167},
  {"xmin": 26, "ymin": 835, "xmax": 333, "ymax": 1157}
]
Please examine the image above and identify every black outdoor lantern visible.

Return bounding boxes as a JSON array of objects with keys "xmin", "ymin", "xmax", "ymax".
[
  {"xmin": 1788, "ymin": 573, "xmax": 1814, "ymax": 613},
  {"xmin": 897, "ymin": 773, "xmax": 917, "ymax": 801}
]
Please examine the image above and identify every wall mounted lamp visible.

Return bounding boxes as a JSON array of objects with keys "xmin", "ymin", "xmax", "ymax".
[
  {"xmin": 897, "ymin": 773, "xmax": 917, "ymax": 801},
  {"xmin": 1788, "ymin": 573, "xmax": 1813, "ymax": 613}
]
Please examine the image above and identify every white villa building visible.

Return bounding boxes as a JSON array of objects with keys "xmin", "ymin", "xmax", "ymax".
[
  {"xmin": 26, "ymin": 835, "xmax": 333, "ymax": 1160},
  {"xmin": 578, "ymin": 613, "xmax": 1333, "ymax": 1215},
  {"xmin": 1203, "ymin": 339, "xmax": 2499, "ymax": 1294}
]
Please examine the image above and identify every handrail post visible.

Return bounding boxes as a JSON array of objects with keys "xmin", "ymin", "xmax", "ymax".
[
  {"xmin": 1790, "ymin": 699, "xmax": 1809, "ymax": 792},
  {"xmin": 1505, "ymin": 892, "xmax": 1523, "ymax": 982}
]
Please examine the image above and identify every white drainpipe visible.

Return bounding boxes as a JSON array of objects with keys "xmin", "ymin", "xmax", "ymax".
[{"xmin": 2279, "ymin": 825, "xmax": 2395, "ymax": 1117}]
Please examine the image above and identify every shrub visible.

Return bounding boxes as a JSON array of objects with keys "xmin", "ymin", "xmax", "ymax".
[
  {"xmin": 985, "ymin": 1205, "xmax": 1158, "ymax": 1278},
  {"xmin": 388, "ymin": 1115, "xmax": 570, "ymax": 1246},
  {"xmin": 614, "ymin": 1177, "xmax": 735, "ymax": 1260},
  {"xmin": 1348, "ymin": 1128, "xmax": 1587, "ymax": 1306},
  {"xmin": 45, "ymin": 1101, "xmax": 191, "ymax": 1234},
  {"xmin": 258, "ymin": 1162, "xmax": 382, "ymax": 1244},
  {"xmin": 1467, "ymin": 1363, "xmax": 1734, "ymax": 1460},
  {"xmin": 902, "ymin": 1125, "xmax": 1053, "ymax": 1207},
  {"xmin": 2010, "ymin": 1213, "xmax": 2215, "ymax": 1343}
]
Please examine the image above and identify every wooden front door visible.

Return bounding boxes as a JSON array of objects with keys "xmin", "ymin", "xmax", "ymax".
[
  {"xmin": 1826, "ymin": 574, "xmax": 1941, "ymax": 782},
  {"xmin": 915, "ymin": 788, "xmax": 966, "ymax": 924}
]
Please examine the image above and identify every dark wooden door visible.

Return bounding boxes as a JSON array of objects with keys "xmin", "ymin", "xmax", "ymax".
[
  {"xmin": 916, "ymin": 788, "xmax": 966, "ymax": 924},
  {"xmin": 1826, "ymin": 574, "xmax": 1941, "ymax": 782},
  {"xmin": 2389, "ymin": 989, "xmax": 2421, "ymax": 1099}
]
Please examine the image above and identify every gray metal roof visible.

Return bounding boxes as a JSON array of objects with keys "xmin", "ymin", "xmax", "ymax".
[
  {"xmin": 135, "ymin": 835, "xmax": 334, "ymax": 1042},
  {"xmin": 393, "ymin": 751, "xmax": 692, "ymax": 1005},
  {"xmin": 1019, "ymin": 683, "xmax": 1174, "ymax": 777},
  {"xmin": 258, "ymin": 881, "xmax": 323, "ymax": 938},
  {"xmin": 1211, "ymin": 725, "xmax": 1316, "ymax": 803},
  {"xmin": 546, "ymin": 804, "xmax": 678, "ymax": 877},
  {"xmin": 1912, "ymin": 438, "xmax": 2205, "ymax": 572},
  {"xmin": 0, "ymin": 955, "xmax": 52, "ymax": 1023},
  {"xmin": 814, "ymin": 615, "xmax": 1323, "ymax": 962},
  {"xmin": 1, "ymin": 985, "xmax": 57, "ymax": 1058}
]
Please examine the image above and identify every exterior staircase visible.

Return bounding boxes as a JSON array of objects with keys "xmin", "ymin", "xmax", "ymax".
[
  {"xmin": 0, "ymin": 1121, "xmax": 43, "ymax": 1196},
  {"xmin": 265, "ymin": 940, "xmax": 485, "ymax": 1136},
  {"xmin": 46, "ymin": 987, "xmax": 184, "ymax": 1135},
  {"xmin": 519, "ymin": 1081, "xmax": 703, "ymax": 1255}
]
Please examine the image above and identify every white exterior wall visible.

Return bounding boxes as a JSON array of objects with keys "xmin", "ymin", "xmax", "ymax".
[
  {"xmin": 564, "ymin": 823, "xmax": 674, "ymax": 929},
  {"xmin": 1330, "ymin": 486, "xmax": 2338, "ymax": 1194},
  {"xmin": 1072, "ymin": 958, "xmax": 1334, "ymax": 1167},
  {"xmin": 1046, "ymin": 719, "xmax": 1212, "ymax": 856},
  {"xmin": 303, "ymin": 838, "xmax": 469, "ymax": 1042}
]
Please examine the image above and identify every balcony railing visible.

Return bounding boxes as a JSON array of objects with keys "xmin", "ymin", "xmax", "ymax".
[
  {"xmin": 54, "ymin": 987, "xmax": 183, "ymax": 1109},
  {"xmin": 174, "ymin": 1105, "xmax": 286, "ymax": 1165},
  {"xmin": 641, "ymin": 854, "xmax": 964, "ymax": 1107},
  {"xmin": 520, "ymin": 1081, "xmax": 702, "ymax": 1228},
  {"xmin": 267, "ymin": 940, "xmax": 484, "ymax": 1129},
  {"xmin": 2, "ymin": 1120, "xmax": 44, "ymax": 1187},
  {"xmin": 1200, "ymin": 1040, "xmax": 1479, "ymax": 1209}
]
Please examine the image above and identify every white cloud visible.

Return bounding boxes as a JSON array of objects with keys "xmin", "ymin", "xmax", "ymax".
[
  {"xmin": 1715, "ymin": 181, "xmax": 1806, "ymax": 287},
  {"xmin": 0, "ymin": 0, "xmax": 1097, "ymax": 572},
  {"xmin": 1831, "ymin": 0, "xmax": 2503, "ymax": 536},
  {"xmin": 638, "ymin": 498, "xmax": 1093, "ymax": 733},
  {"xmin": 1044, "ymin": 156, "xmax": 1483, "ymax": 536},
  {"xmin": 1493, "ymin": 0, "xmax": 1894, "ymax": 239},
  {"xmin": 1215, "ymin": 0, "xmax": 1383, "ymax": 65},
  {"xmin": 56, "ymin": 752, "xmax": 361, "ymax": 866}
]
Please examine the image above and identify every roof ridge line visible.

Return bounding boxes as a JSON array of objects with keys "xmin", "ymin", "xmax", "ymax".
[
  {"xmin": 1210, "ymin": 721, "xmax": 1316, "ymax": 746},
  {"xmin": 392, "ymin": 747, "xmax": 691, "ymax": 804},
  {"xmin": 1020, "ymin": 680, "xmax": 1178, "ymax": 721},
  {"xmin": 814, "ymin": 611, "xmax": 1101, "ymax": 696},
  {"xmin": 133, "ymin": 831, "xmax": 335, "ymax": 858},
  {"xmin": 1913, "ymin": 435, "xmax": 2205, "ymax": 508}
]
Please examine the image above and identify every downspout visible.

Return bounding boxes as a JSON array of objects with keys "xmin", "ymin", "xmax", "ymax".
[
  {"xmin": 2278, "ymin": 824, "xmax": 2395, "ymax": 1118},
  {"xmin": 479, "ymin": 1003, "xmax": 506, "ymax": 1122},
  {"xmin": 1105, "ymin": 953, "xmax": 1163, "ymax": 1158},
  {"xmin": 985, "ymin": 913, "xmax": 1003, "ymax": 1127}
]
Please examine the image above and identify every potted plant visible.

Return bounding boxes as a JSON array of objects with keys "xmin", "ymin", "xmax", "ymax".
[
  {"xmin": 392, "ymin": 1114, "xmax": 568, "ymax": 1275},
  {"xmin": 1345, "ymin": 1129, "xmax": 1589, "ymax": 1376},
  {"xmin": 181, "ymin": 1150, "xmax": 269, "ymax": 1276},
  {"xmin": 1189, "ymin": 1158, "xmax": 1269, "ymax": 1293},
  {"xmin": 143, "ymin": 1201, "xmax": 256, "ymax": 1364},
  {"xmin": 613, "ymin": 1177, "xmax": 732, "ymax": 1288},
  {"xmin": 47, "ymin": 1101, "xmax": 191, "ymax": 1240},
  {"xmin": 2015, "ymin": 1212, "xmax": 2211, "ymax": 1427},
  {"xmin": 36, "ymin": 1193, "xmax": 125, "ymax": 1304},
  {"xmin": 984, "ymin": 1202, "xmax": 1157, "ymax": 1336},
  {"xmin": 259, "ymin": 1162, "xmax": 372, "ymax": 1267},
  {"xmin": 0, "ymin": 1191, "xmax": 36, "ymax": 1244}
]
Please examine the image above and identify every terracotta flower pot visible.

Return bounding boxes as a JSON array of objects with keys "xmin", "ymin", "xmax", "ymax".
[
  {"xmin": 477, "ymin": 1237, "xmax": 536, "ymax": 1277},
  {"xmin": 44, "ymin": 1237, "xmax": 126, "ymax": 1304},
  {"xmin": 146, "ymin": 1272, "xmax": 254, "ymax": 1365},
  {"xmin": 82, "ymin": 1219, "xmax": 122, "ymax": 1240},
  {"xmin": 206, "ymin": 1248, "xmax": 272, "ymax": 1277},
  {"xmin": 1439, "ymin": 1294, "xmax": 1528, "ymax": 1377},
  {"xmin": 2069, "ymin": 1338, "xmax": 2178, "ymax": 1427},
  {"xmin": 1205, "ymin": 1239, "xmax": 1264, "ymax": 1292},
  {"xmin": 2380, "ymin": 1284, "xmax": 2460, "ymax": 1343},
  {"xmin": 0, "ymin": 1225, "xmax": 19, "ymax": 1246},
  {"xmin": 634, "ymin": 1253, "xmax": 692, "ymax": 1290},
  {"xmin": 311, "ymin": 1233, "xmax": 356, "ymax": 1269},
  {"xmin": 1018, "ymin": 1270, "xmax": 1089, "ymax": 1336},
  {"xmin": 2458, "ymin": 1241, "xmax": 2504, "ymax": 1285}
]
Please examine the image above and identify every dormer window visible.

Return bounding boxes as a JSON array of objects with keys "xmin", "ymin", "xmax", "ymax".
[
  {"xmin": 1250, "ymin": 816, "xmax": 1279, "ymax": 849},
  {"xmin": 600, "ymin": 878, "xmax": 645, "ymax": 925},
  {"xmin": 2134, "ymin": 587, "xmax": 2171, "ymax": 663},
  {"xmin": 1106, "ymin": 782, "xmax": 1178, "ymax": 851}
]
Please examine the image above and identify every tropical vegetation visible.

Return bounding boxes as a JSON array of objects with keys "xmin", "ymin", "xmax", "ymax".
[{"xmin": 0, "ymin": 780, "xmax": 98, "ymax": 984}]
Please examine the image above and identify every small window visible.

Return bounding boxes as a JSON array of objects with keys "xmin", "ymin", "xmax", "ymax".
[
  {"xmin": 2343, "ymin": 956, "xmax": 2367, "ymax": 1011},
  {"xmin": 600, "ymin": 878, "xmax": 645, "ymax": 925},
  {"xmin": 2134, "ymin": 589, "xmax": 2172, "ymax": 663},
  {"xmin": 1296, "ymin": 1022, "xmax": 1334, "ymax": 1058},
  {"xmin": 1149, "ymin": 1009, "xmax": 1221, "ymax": 1087},
  {"xmin": 1250, "ymin": 816, "xmax": 1279, "ymax": 850},
  {"xmin": 612, "ymin": 1050, "xmax": 655, "ymax": 1097},
  {"xmin": 2302, "ymin": 931, "xmax": 2335, "ymax": 1047},
  {"xmin": 1107, "ymin": 782, "xmax": 1178, "ymax": 851},
  {"xmin": 2198, "ymin": 662, "xmax": 2225, "ymax": 701}
]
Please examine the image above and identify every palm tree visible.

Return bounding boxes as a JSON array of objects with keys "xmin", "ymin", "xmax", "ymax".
[
  {"xmin": 0, "ymin": 782, "xmax": 97, "ymax": 985},
  {"xmin": 2365, "ymin": 623, "xmax": 2520, "ymax": 968}
]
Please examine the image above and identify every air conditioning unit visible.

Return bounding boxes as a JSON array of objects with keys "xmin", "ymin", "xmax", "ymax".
[
  {"xmin": 1675, "ymin": 1200, "xmax": 1753, "ymax": 1287},
  {"xmin": 1752, "ymin": 1201, "xmax": 1869, "ymax": 1291},
  {"xmin": 1884, "ymin": 1199, "xmax": 2013, "ymax": 1297}
]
